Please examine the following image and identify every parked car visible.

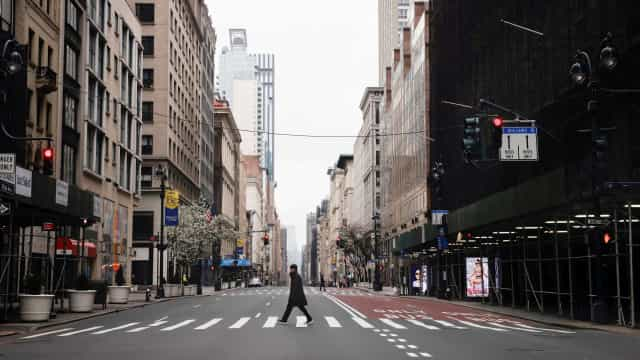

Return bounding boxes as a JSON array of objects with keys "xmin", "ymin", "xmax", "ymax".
[{"xmin": 248, "ymin": 277, "xmax": 263, "ymax": 287}]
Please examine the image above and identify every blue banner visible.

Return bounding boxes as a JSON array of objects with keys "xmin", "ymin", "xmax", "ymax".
[
  {"xmin": 220, "ymin": 259, "xmax": 251, "ymax": 267},
  {"xmin": 165, "ymin": 207, "xmax": 179, "ymax": 226}
]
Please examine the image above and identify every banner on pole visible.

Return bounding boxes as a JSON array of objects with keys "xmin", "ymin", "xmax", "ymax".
[{"xmin": 164, "ymin": 190, "xmax": 180, "ymax": 226}]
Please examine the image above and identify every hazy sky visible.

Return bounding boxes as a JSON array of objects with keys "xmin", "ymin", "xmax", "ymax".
[{"xmin": 207, "ymin": 0, "xmax": 378, "ymax": 250}]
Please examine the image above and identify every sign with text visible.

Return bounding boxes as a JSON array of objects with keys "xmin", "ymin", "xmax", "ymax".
[
  {"xmin": 15, "ymin": 166, "xmax": 32, "ymax": 198},
  {"xmin": 500, "ymin": 127, "xmax": 539, "ymax": 161},
  {"xmin": 466, "ymin": 257, "xmax": 489, "ymax": 297},
  {"xmin": 55, "ymin": 180, "xmax": 69, "ymax": 207},
  {"xmin": 164, "ymin": 190, "xmax": 179, "ymax": 226},
  {"xmin": 0, "ymin": 153, "xmax": 16, "ymax": 193}
]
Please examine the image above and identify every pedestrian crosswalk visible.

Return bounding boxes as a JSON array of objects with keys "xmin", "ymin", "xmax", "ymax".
[
  {"xmin": 19, "ymin": 315, "xmax": 575, "ymax": 341},
  {"xmin": 218, "ymin": 287, "xmax": 377, "ymax": 297}
]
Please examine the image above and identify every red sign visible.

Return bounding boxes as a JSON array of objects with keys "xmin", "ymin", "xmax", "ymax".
[{"xmin": 42, "ymin": 222, "xmax": 55, "ymax": 231}]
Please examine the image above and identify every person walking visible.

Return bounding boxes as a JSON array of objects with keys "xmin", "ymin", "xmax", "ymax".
[
  {"xmin": 319, "ymin": 273, "xmax": 326, "ymax": 291},
  {"xmin": 279, "ymin": 264, "xmax": 313, "ymax": 325}
]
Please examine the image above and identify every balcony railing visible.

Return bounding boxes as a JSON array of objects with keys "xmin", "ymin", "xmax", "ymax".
[{"xmin": 36, "ymin": 66, "xmax": 57, "ymax": 94}]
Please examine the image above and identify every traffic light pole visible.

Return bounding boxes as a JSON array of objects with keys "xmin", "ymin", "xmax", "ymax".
[{"xmin": 156, "ymin": 167, "xmax": 166, "ymax": 298}]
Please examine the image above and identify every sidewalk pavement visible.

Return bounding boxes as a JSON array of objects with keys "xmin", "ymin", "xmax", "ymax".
[
  {"xmin": 0, "ymin": 288, "xmax": 215, "ymax": 337},
  {"xmin": 354, "ymin": 283, "xmax": 638, "ymax": 335}
]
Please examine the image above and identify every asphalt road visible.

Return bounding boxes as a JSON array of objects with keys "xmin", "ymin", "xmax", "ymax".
[{"xmin": 1, "ymin": 287, "xmax": 638, "ymax": 360}]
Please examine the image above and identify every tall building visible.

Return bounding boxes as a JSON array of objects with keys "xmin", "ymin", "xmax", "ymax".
[
  {"xmin": 377, "ymin": 0, "xmax": 410, "ymax": 85},
  {"xmin": 131, "ymin": 0, "xmax": 214, "ymax": 286},
  {"xmin": 218, "ymin": 29, "xmax": 275, "ymax": 180},
  {"xmin": 199, "ymin": 7, "xmax": 217, "ymax": 204}
]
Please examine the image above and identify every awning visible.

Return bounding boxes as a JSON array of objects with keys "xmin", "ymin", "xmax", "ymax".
[
  {"xmin": 55, "ymin": 237, "xmax": 97, "ymax": 258},
  {"xmin": 220, "ymin": 259, "xmax": 251, "ymax": 267}
]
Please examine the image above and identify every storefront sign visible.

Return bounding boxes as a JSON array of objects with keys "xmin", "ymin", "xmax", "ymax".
[
  {"xmin": 164, "ymin": 190, "xmax": 179, "ymax": 226},
  {"xmin": 466, "ymin": 257, "xmax": 489, "ymax": 297},
  {"xmin": 93, "ymin": 195, "xmax": 103, "ymax": 218},
  {"xmin": 42, "ymin": 222, "xmax": 56, "ymax": 231},
  {"xmin": 15, "ymin": 166, "xmax": 32, "ymax": 198},
  {"xmin": 132, "ymin": 247, "xmax": 149, "ymax": 261},
  {"xmin": 55, "ymin": 180, "xmax": 69, "ymax": 207},
  {"xmin": 0, "ymin": 153, "xmax": 16, "ymax": 193}
]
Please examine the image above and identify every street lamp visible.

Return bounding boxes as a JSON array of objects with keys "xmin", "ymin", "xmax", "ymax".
[
  {"xmin": 155, "ymin": 165, "xmax": 168, "ymax": 298},
  {"xmin": 372, "ymin": 212, "xmax": 381, "ymax": 291}
]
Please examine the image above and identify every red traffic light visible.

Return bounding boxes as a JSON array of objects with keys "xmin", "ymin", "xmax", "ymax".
[
  {"xmin": 492, "ymin": 117, "xmax": 504, "ymax": 128},
  {"xmin": 603, "ymin": 232, "xmax": 611, "ymax": 244},
  {"xmin": 43, "ymin": 147, "xmax": 54, "ymax": 159}
]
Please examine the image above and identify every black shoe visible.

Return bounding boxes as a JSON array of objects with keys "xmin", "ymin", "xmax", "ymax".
[
  {"xmin": 278, "ymin": 319, "xmax": 288, "ymax": 324},
  {"xmin": 306, "ymin": 319, "xmax": 314, "ymax": 326}
]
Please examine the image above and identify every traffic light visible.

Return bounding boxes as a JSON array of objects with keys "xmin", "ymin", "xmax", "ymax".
[
  {"xmin": 490, "ymin": 116, "xmax": 504, "ymax": 150},
  {"xmin": 262, "ymin": 234, "xmax": 269, "ymax": 245},
  {"xmin": 462, "ymin": 117, "xmax": 481, "ymax": 163},
  {"xmin": 42, "ymin": 147, "xmax": 54, "ymax": 175},
  {"xmin": 592, "ymin": 130, "xmax": 609, "ymax": 192}
]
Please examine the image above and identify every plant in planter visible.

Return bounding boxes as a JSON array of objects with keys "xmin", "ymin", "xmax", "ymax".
[
  {"xmin": 68, "ymin": 273, "xmax": 96, "ymax": 313},
  {"xmin": 108, "ymin": 267, "xmax": 130, "ymax": 304},
  {"xmin": 19, "ymin": 273, "xmax": 53, "ymax": 322}
]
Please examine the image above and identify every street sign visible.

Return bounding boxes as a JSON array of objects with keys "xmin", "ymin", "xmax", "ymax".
[
  {"xmin": 42, "ymin": 222, "xmax": 56, "ymax": 231},
  {"xmin": 0, "ymin": 153, "xmax": 16, "ymax": 194},
  {"xmin": 431, "ymin": 210, "xmax": 448, "ymax": 225},
  {"xmin": 587, "ymin": 218, "xmax": 610, "ymax": 226},
  {"xmin": 0, "ymin": 201, "xmax": 10, "ymax": 216},
  {"xmin": 500, "ymin": 127, "xmax": 539, "ymax": 161}
]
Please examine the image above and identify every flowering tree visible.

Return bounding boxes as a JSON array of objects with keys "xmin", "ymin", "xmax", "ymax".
[{"xmin": 167, "ymin": 197, "xmax": 238, "ymax": 283}]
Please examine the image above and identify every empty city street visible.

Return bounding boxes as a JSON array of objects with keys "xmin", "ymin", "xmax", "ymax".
[{"xmin": 2, "ymin": 287, "xmax": 637, "ymax": 360}]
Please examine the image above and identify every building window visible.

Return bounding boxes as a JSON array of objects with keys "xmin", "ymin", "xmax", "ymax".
[
  {"xmin": 37, "ymin": 38, "xmax": 44, "ymax": 68},
  {"xmin": 141, "ymin": 135, "xmax": 153, "ymax": 155},
  {"xmin": 141, "ymin": 36, "xmax": 154, "ymax": 56},
  {"xmin": 141, "ymin": 103, "xmax": 153, "ymax": 124},
  {"xmin": 64, "ymin": 44, "xmax": 78, "ymax": 80},
  {"xmin": 45, "ymin": 102, "xmax": 52, "ymax": 134},
  {"xmin": 135, "ymin": 3, "xmax": 154, "ymax": 23},
  {"xmin": 141, "ymin": 166, "xmax": 152, "ymax": 188},
  {"xmin": 142, "ymin": 68, "xmax": 154, "ymax": 88},
  {"xmin": 85, "ymin": 124, "xmax": 103, "ymax": 174},
  {"xmin": 61, "ymin": 144, "xmax": 76, "ymax": 184},
  {"xmin": 66, "ymin": 0, "xmax": 80, "ymax": 32},
  {"xmin": 27, "ymin": 29, "xmax": 34, "ymax": 64}
]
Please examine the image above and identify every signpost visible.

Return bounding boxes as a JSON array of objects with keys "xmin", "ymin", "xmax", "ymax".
[
  {"xmin": 0, "ymin": 153, "xmax": 16, "ymax": 194},
  {"xmin": 500, "ymin": 126, "xmax": 539, "ymax": 161}
]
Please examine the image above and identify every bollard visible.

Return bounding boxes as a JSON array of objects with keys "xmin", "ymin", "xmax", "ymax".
[{"xmin": 145, "ymin": 288, "xmax": 151, "ymax": 302}]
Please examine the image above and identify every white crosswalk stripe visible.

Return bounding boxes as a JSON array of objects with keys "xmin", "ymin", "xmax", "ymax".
[
  {"xmin": 194, "ymin": 318, "xmax": 222, "ymax": 330},
  {"xmin": 229, "ymin": 317, "xmax": 251, "ymax": 328},
  {"xmin": 59, "ymin": 326, "xmax": 104, "ymax": 336},
  {"xmin": 511, "ymin": 322, "xmax": 576, "ymax": 334},
  {"xmin": 148, "ymin": 321, "xmax": 168, "ymax": 327},
  {"xmin": 454, "ymin": 319, "xmax": 508, "ymax": 332},
  {"xmin": 263, "ymin": 316, "xmax": 278, "ymax": 328},
  {"xmin": 488, "ymin": 322, "xmax": 541, "ymax": 333},
  {"xmin": 380, "ymin": 319, "xmax": 407, "ymax": 329},
  {"xmin": 352, "ymin": 316, "xmax": 374, "ymax": 328},
  {"xmin": 92, "ymin": 322, "xmax": 140, "ymax": 334},
  {"xmin": 325, "ymin": 316, "xmax": 341, "ymax": 327},
  {"xmin": 432, "ymin": 319, "xmax": 466, "ymax": 329},
  {"xmin": 126, "ymin": 327, "xmax": 150, "ymax": 333},
  {"xmin": 160, "ymin": 320, "xmax": 196, "ymax": 331},
  {"xmin": 296, "ymin": 316, "xmax": 307, "ymax": 327},
  {"xmin": 21, "ymin": 328, "xmax": 74, "ymax": 339},
  {"xmin": 406, "ymin": 319, "xmax": 439, "ymax": 330}
]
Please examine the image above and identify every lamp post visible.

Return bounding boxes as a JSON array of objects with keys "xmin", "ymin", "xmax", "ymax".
[
  {"xmin": 155, "ymin": 166, "xmax": 167, "ymax": 298},
  {"xmin": 372, "ymin": 212, "xmax": 381, "ymax": 291}
]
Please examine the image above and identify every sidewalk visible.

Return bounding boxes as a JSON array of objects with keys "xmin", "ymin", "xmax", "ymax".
[
  {"xmin": 354, "ymin": 282, "xmax": 398, "ymax": 296},
  {"xmin": 0, "ymin": 290, "xmax": 179, "ymax": 337}
]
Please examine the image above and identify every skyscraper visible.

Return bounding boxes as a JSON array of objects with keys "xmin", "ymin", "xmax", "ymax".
[
  {"xmin": 218, "ymin": 29, "xmax": 275, "ymax": 180},
  {"xmin": 377, "ymin": 0, "xmax": 410, "ymax": 85}
]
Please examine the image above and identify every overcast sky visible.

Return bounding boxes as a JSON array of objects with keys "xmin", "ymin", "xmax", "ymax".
[{"xmin": 207, "ymin": 0, "xmax": 378, "ymax": 252}]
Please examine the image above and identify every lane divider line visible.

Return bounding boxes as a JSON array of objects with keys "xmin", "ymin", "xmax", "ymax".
[
  {"xmin": 160, "ymin": 320, "xmax": 196, "ymax": 331},
  {"xmin": 58, "ymin": 326, "xmax": 103, "ymax": 337},
  {"xmin": 20, "ymin": 328, "xmax": 74, "ymax": 339},
  {"xmin": 92, "ymin": 322, "xmax": 140, "ymax": 334},
  {"xmin": 194, "ymin": 318, "xmax": 222, "ymax": 330}
]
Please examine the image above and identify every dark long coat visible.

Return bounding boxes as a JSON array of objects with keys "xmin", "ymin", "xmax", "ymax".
[{"xmin": 288, "ymin": 272, "xmax": 307, "ymax": 306}]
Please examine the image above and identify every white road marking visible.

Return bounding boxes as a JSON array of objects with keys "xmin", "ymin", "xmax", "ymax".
[
  {"xmin": 419, "ymin": 352, "xmax": 433, "ymax": 358},
  {"xmin": 296, "ymin": 316, "xmax": 308, "ymax": 327},
  {"xmin": 156, "ymin": 316, "xmax": 168, "ymax": 321},
  {"xmin": 407, "ymin": 353, "xmax": 419, "ymax": 358},
  {"xmin": 387, "ymin": 338, "xmax": 396, "ymax": 343},
  {"xmin": 396, "ymin": 345, "xmax": 407, "ymax": 349},
  {"xmin": 380, "ymin": 333, "xmax": 388, "ymax": 337},
  {"xmin": 433, "ymin": 319, "xmax": 467, "ymax": 329},
  {"xmin": 407, "ymin": 345, "xmax": 418, "ymax": 349},
  {"xmin": 229, "ymin": 317, "xmax": 251, "ymax": 329},
  {"xmin": 59, "ymin": 326, "xmax": 103, "ymax": 336},
  {"xmin": 352, "ymin": 316, "xmax": 374, "ymax": 329},
  {"xmin": 148, "ymin": 321, "xmax": 168, "ymax": 327},
  {"xmin": 92, "ymin": 322, "xmax": 140, "ymax": 334},
  {"xmin": 21, "ymin": 328, "xmax": 74, "ymax": 339},
  {"xmin": 389, "ymin": 333, "xmax": 398, "ymax": 337},
  {"xmin": 325, "ymin": 294, "xmax": 367, "ymax": 318},
  {"xmin": 193, "ymin": 304, "xmax": 201, "ymax": 308},
  {"xmin": 222, "ymin": 293, "xmax": 227, "ymax": 296},
  {"xmin": 255, "ymin": 313, "xmax": 261, "ymax": 318},
  {"xmin": 325, "ymin": 316, "xmax": 341, "ymax": 328},
  {"xmin": 265, "ymin": 302, "xmax": 271, "ymax": 307},
  {"xmin": 160, "ymin": 320, "xmax": 196, "ymax": 331},
  {"xmin": 488, "ymin": 322, "xmax": 541, "ymax": 333},
  {"xmin": 263, "ymin": 316, "xmax": 278, "ymax": 328},
  {"xmin": 512, "ymin": 322, "xmax": 576, "ymax": 334},
  {"xmin": 194, "ymin": 318, "xmax": 222, "ymax": 330},
  {"xmin": 380, "ymin": 319, "xmax": 408, "ymax": 329},
  {"xmin": 454, "ymin": 319, "xmax": 508, "ymax": 332},
  {"xmin": 407, "ymin": 319, "xmax": 440, "ymax": 330},
  {"xmin": 126, "ymin": 327, "xmax": 150, "ymax": 333},
  {"xmin": 398, "ymin": 339, "xmax": 407, "ymax": 343},
  {"xmin": 382, "ymin": 329, "xmax": 390, "ymax": 332}
]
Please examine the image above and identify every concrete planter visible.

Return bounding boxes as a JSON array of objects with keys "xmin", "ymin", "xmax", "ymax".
[
  {"xmin": 68, "ymin": 290, "xmax": 96, "ymax": 312},
  {"xmin": 19, "ymin": 294, "xmax": 53, "ymax": 322},
  {"xmin": 184, "ymin": 285, "xmax": 197, "ymax": 296},
  {"xmin": 165, "ymin": 283, "xmax": 181, "ymax": 297},
  {"xmin": 108, "ymin": 286, "xmax": 131, "ymax": 304}
]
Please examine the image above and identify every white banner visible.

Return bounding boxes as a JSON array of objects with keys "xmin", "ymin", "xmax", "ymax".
[
  {"xmin": 15, "ymin": 166, "xmax": 32, "ymax": 198},
  {"xmin": 466, "ymin": 257, "xmax": 489, "ymax": 297},
  {"xmin": 55, "ymin": 180, "xmax": 69, "ymax": 207}
]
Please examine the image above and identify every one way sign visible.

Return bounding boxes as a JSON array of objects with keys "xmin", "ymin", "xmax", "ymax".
[
  {"xmin": 500, "ymin": 126, "xmax": 539, "ymax": 161},
  {"xmin": 0, "ymin": 201, "xmax": 10, "ymax": 216}
]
